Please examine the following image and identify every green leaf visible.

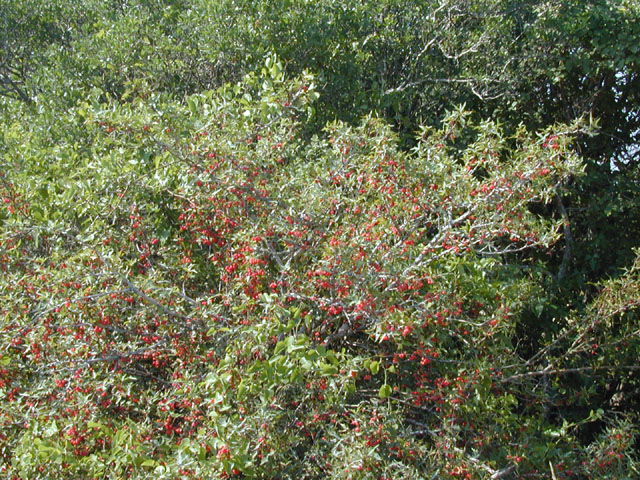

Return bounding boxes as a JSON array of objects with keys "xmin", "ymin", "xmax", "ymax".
[
  {"xmin": 369, "ymin": 360, "xmax": 379, "ymax": 375},
  {"xmin": 44, "ymin": 421, "xmax": 59, "ymax": 437},
  {"xmin": 379, "ymin": 384, "xmax": 393, "ymax": 399},
  {"xmin": 187, "ymin": 97, "xmax": 197, "ymax": 114},
  {"xmin": 320, "ymin": 362, "xmax": 338, "ymax": 375}
]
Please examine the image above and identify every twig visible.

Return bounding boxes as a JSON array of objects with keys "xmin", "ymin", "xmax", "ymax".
[{"xmin": 501, "ymin": 365, "xmax": 640, "ymax": 383}]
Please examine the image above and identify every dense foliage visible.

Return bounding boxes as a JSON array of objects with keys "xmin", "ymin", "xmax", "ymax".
[{"xmin": 1, "ymin": 1, "xmax": 639, "ymax": 479}]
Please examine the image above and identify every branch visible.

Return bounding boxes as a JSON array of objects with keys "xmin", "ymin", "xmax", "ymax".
[
  {"xmin": 122, "ymin": 276, "xmax": 192, "ymax": 321},
  {"xmin": 490, "ymin": 466, "xmax": 516, "ymax": 479},
  {"xmin": 0, "ymin": 73, "xmax": 33, "ymax": 103},
  {"xmin": 501, "ymin": 365, "xmax": 640, "ymax": 384},
  {"xmin": 555, "ymin": 195, "xmax": 572, "ymax": 281}
]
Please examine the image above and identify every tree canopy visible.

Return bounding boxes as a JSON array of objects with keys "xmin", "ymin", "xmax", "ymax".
[{"xmin": 1, "ymin": 1, "xmax": 639, "ymax": 479}]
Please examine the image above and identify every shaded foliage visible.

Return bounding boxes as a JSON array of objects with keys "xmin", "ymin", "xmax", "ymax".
[{"xmin": 1, "ymin": 1, "xmax": 639, "ymax": 479}]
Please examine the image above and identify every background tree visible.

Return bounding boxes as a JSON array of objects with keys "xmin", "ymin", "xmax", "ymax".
[{"xmin": 1, "ymin": 1, "xmax": 639, "ymax": 478}]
